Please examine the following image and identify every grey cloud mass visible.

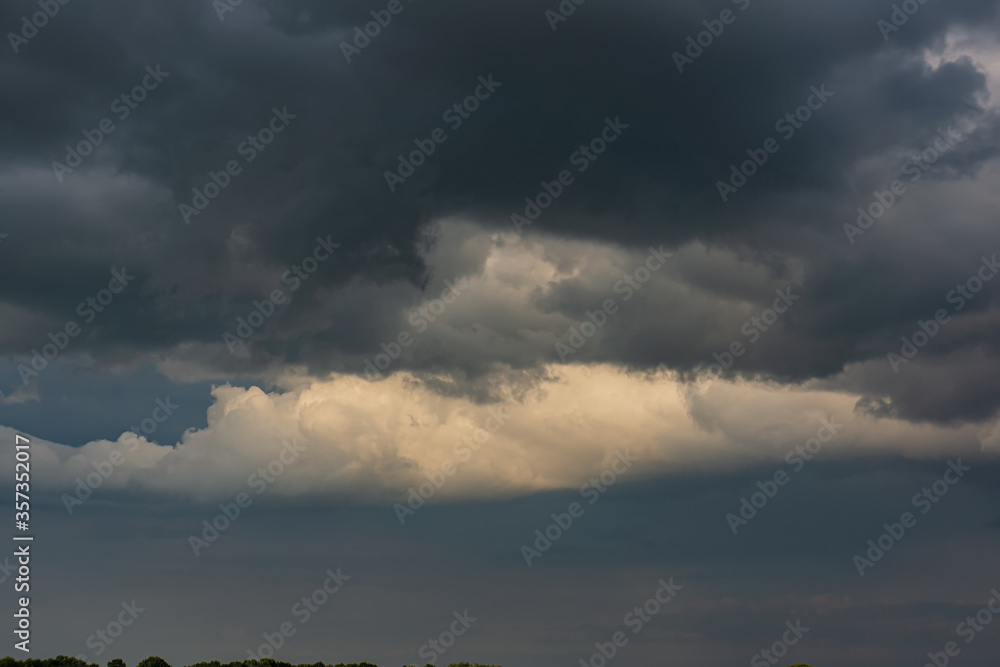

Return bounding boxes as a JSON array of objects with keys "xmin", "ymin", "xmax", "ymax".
[{"xmin": 2, "ymin": 0, "xmax": 1000, "ymax": 664}]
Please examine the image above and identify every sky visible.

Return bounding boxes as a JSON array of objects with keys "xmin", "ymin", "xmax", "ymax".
[{"xmin": 1, "ymin": 0, "xmax": 1000, "ymax": 665}]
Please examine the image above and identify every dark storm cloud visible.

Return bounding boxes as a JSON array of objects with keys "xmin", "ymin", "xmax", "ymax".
[{"xmin": 0, "ymin": 0, "xmax": 999, "ymax": 421}]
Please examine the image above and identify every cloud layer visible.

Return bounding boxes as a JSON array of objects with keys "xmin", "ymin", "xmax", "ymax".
[{"xmin": 13, "ymin": 365, "xmax": 999, "ymax": 509}]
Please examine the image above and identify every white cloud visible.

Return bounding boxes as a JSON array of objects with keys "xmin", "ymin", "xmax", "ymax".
[{"xmin": 3, "ymin": 365, "xmax": 995, "ymax": 507}]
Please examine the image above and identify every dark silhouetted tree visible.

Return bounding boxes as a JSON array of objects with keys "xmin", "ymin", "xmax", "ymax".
[{"xmin": 135, "ymin": 657, "xmax": 171, "ymax": 667}]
